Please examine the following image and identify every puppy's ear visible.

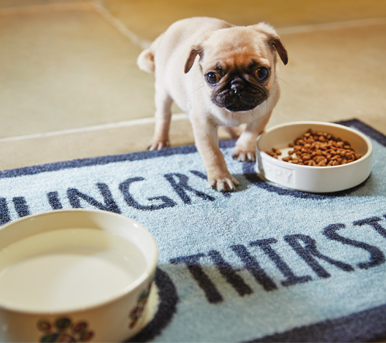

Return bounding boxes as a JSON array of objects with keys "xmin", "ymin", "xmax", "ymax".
[
  {"xmin": 269, "ymin": 38, "xmax": 288, "ymax": 65},
  {"xmin": 253, "ymin": 22, "xmax": 288, "ymax": 65},
  {"xmin": 185, "ymin": 46, "xmax": 203, "ymax": 73}
]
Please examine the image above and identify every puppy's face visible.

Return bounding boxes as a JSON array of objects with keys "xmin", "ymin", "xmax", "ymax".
[
  {"xmin": 204, "ymin": 52, "xmax": 271, "ymax": 112},
  {"xmin": 185, "ymin": 25, "xmax": 288, "ymax": 112}
]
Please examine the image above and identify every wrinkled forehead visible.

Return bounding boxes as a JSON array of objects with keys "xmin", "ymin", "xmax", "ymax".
[{"xmin": 201, "ymin": 28, "xmax": 272, "ymax": 71}]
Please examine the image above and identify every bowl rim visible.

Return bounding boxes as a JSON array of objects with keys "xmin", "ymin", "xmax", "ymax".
[
  {"xmin": 257, "ymin": 121, "xmax": 373, "ymax": 169},
  {"xmin": 0, "ymin": 209, "xmax": 158, "ymax": 315}
]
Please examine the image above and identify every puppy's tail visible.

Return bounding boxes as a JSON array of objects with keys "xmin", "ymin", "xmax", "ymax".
[
  {"xmin": 137, "ymin": 33, "xmax": 164, "ymax": 74},
  {"xmin": 137, "ymin": 49, "xmax": 155, "ymax": 73}
]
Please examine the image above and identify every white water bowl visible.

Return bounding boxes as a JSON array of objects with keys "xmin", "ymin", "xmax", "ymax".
[
  {"xmin": 255, "ymin": 121, "xmax": 372, "ymax": 193},
  {"xmin": 0, "ymin": 209, "xmax": 157, "ymax": 343}
]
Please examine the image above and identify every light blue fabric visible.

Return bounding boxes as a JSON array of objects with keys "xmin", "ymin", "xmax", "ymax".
[{"xmin": 1, "ymin": 122, "xmax": 386, "ymax": 342}]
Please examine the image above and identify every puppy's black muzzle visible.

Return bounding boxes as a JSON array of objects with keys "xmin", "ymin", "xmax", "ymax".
[
  {"xmin": 213, "ymin": 79, "xmax": 268, "ymax": 112},
  {"xmin": 230, "ymin": 80, "xmax": 245, "ymax": 93}
]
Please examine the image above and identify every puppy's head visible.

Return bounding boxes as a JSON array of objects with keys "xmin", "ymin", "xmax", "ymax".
[{"xmin": 185, "ymin": 23, "xmax": 288, "ymax": 112}]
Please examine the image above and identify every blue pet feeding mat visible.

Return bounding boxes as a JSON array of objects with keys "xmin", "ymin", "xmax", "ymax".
[{"xmin": 1, "ymin": 119, "xmax": 386, "ymax": 342}]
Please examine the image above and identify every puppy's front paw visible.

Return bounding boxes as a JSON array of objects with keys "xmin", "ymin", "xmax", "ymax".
[
  {"xmin": 232, "ymin": 148, "xmax": 256, "ymax": 162},
  {"xmin": 208, "ymin": 173, "xmax": 239, "ymax": 192},
  {"xmin": 147, "ymin": 140, "xmax": 170, "ymax": 151}
]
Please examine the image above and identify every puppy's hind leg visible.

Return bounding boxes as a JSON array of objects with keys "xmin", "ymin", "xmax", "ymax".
[
  {"xmin": 148, "ymin": 90, "xmax": 173, "ymax": 151},
  {"xmin": 223, "ymin": 126, "xmax": 243, "ymax": 139}
]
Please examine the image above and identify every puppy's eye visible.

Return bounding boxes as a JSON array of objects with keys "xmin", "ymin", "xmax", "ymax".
[
  {"xmin": 255, "ymin": 67, "xmax": 270, "ymax": 81},
  {"xmin": 206, "ymin": 72, "xmax": 220, "ymax": 85}
]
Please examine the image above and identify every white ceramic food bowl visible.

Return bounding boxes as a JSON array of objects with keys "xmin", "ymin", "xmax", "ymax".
[
  {"xmin": 255, "ymin": 121, "xmax": 372, "ymax": 193},
  {"xmin": 0, "ymin": 209, "xmax": 157, "ymax": 343}
]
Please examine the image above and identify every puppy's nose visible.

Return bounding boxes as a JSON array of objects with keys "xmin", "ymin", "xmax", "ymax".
[{"xmin": 231, "ymin": 81, "xmax": 245, "ymax": 93}]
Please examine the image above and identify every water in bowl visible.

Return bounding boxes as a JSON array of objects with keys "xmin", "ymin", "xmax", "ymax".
[{"xmin": 0, "ymin": 228, "xmax": 147, "ymax": 312}]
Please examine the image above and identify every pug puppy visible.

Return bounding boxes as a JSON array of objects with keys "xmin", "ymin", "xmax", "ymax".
[{"xmin": 137, "ymin": 17, "xmax": 288, "ymax": 191}]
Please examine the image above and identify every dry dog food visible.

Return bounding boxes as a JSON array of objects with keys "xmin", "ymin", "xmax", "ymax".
[{"xmin": 266, "ymin": 129, "xmax": 362, "ymax": 166}]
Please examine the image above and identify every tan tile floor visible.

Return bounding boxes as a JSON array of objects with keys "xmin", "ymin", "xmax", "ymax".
[
  {"xmin": 0, "ymin": 6, "xmax": 155, "ymax": 138},
  {"xmin": 0, "ymin": 0, "xmax": 88, "ymax": 9},
  {"xmin": 1, "ymin": 0, "xmax": 386, "ymax": 171},
  {"xmin": 100, "ymin": 0, "xmax": 386, "ymax": 42},
  {"xmin": 270, "ymin": 23, "xmax": 386, "ymax": 131}
]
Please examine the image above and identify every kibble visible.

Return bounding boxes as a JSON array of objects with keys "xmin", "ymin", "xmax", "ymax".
[{"xmin": 265, "ymin": 128, "xmax": 361, "ymax": 167}]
